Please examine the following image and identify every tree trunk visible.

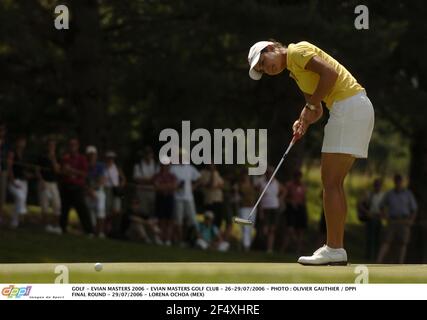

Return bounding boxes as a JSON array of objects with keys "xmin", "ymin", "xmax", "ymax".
[{"xmin": 64, "ymin": 1, "xmax": 109, "ymax": 148}]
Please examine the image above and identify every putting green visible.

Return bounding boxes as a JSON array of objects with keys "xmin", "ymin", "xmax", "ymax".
[{"xmin": 1, "ymin": 263, "xmax": 426, "ymax": 283}]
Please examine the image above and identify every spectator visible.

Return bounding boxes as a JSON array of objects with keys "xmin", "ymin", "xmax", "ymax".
[
  {"xmin": 36, "ymin": 138, "xmax": 62, "ymax": 234},
  {"xmin": 126, "ymin": 193, "xmax": 163, "ymax": 244},
  {"xmin": 377, "ymin": 174, "xmax": 418, "ymax": 264},
  {"xmin": 170, "ymin": 154, "xmax": 201, "ymax": 246},
  {"xmin": 0, "ymin": 122, "xmax": 8, "ymax": 223},
  {"xmin": 255, "ymin": 165, "xmax": 286, "ymax": 254},
  {"xmin": 59, "ymin": 138, "xmax": 93, "ymax": 235},
  {"xmin": 196, "ymin": 211, "xmax": 229, "ymax": 252},
  {"xmin": 251, "ymin": 174, "xmax": 266, "ymax": 251},
  {"xmin": 357, "ymin": 178, "xmax": 384, "ymax": 260},
  {"xmin": 152, "ymin": 157, "xmax": 177, "ymax": 246},
  {"xmin": 124, "ymin": 196, "xmax": 150, "ymax": 243},
  {"xmin": 282, "ymin": 170, "xmax": 308, "ymax": 254},
  {"xmin": 223, "ymin": 170, "xmax": 240, "ymax": 224},
  {"xmin": 237, "ymin": 172, "xmax": 256, "ymax": 251},
  {"xmin": 7, "ymin": 136, "xmax": 31, "ymax": 228},
  {"xmin": 85, "ymin": 146, "xmax": 107, "ymax": 238},
  {"xmin": 104, "ymin": 151, "xmax": 126, "ymax": 236},
  {"xmin": 133, "ymin": 146, "xmax": 158, "ymax": 218},
  {"xmin": 200, "ymin": 164, "xmax": 231, "ymax": 239}
]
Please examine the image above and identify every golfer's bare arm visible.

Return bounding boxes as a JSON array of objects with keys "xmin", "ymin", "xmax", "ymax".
[
  {"xmin": 296, "ymin": 56, "xmax": 338, "ymax": 130},
  {"xmin": 300, "ymin": 93, "xmax": 323, "ymax": 125},
  {"xmin": 305, "ymin": 56, "xmax": 338, "ymax": 106}
]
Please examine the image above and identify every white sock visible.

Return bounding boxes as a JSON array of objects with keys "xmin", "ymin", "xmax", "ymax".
[{"xmin": 326, "ymin": 245, "xmax": 344, "ymax": 252}]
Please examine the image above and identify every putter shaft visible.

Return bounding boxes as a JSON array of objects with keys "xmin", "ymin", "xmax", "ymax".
[{"xmin": 236, "ymin": 136, "xmax": 297, "ymax": 224}]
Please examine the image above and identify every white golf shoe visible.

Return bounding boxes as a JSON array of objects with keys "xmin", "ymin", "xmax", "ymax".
[{"xmin": 298, "ymin": 245, "xmax": 348, "ymax": 266}]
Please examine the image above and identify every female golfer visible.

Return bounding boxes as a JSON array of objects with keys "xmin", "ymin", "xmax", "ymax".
[{"xmin": 248, "ymin": 40, "xmax": 374, "ymax": 265}]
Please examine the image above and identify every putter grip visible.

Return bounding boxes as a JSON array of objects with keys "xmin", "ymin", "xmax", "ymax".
[{"xmin": 291, "ymin": 134, "xmax": 300, "ymax": 144}]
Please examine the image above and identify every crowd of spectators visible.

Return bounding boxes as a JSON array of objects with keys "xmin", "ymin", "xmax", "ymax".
[{"xmin": 0, "ymin": 121, "xmax": 418, "ymax": 261}]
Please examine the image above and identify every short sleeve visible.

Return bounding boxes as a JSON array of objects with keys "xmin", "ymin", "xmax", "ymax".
[{"xmin": 289, "ymin": 42, "xmax": 317, "ymax": 69}]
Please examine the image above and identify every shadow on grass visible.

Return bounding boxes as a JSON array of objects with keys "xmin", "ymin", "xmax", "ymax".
[{"xmin": 0, "ymin": 222, "xmax": 369, "ymax": 264}]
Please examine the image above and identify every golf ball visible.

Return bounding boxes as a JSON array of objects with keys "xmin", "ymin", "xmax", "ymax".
[{"xmin": 94, "ymin": 263, "xmax": 103, "ymax": 271}]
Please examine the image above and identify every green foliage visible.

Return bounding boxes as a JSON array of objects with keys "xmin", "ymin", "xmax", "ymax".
[{"xmin": 0, "ymin": 1, "xmax": 416, "ymax": 152}]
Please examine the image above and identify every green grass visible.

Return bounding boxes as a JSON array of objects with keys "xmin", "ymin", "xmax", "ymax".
[
  {"xmin": 1, "ymin": 225, "xmax": 424, "ymax": 283},
  {"xmin": 1, "ymin": 262, "xmax": 427, "ymax": 283},
  {"xmin": 0, "ymin": 221, "xmax": 371, "ymax": 264},
  {"xmin": 0, "ymin": 226, "xmax": 300, "ymax": 264}
]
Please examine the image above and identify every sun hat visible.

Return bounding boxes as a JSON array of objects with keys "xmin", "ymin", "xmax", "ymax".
[
  {"xmin": 86, "ymin": 145, "xmax": 97, "ymax": 154},
  {"xmin": 248, "ymin": 41, "xmax": 273, "ymax": 80}
]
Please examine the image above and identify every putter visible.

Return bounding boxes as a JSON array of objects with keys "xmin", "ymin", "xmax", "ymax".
[{"xmin": 233, "ymin": 135, "xmax": 298, "ymax": 226}]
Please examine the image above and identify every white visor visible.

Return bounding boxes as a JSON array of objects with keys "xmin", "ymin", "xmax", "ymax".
[{"xmin": 248, "ymin": 41, "xmax": 273, "ymax": 80}]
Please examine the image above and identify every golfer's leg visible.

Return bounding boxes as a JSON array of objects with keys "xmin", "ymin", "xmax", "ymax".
[
  {"xmin": 321, "ymin": 153, "xmax": 355, "ymax": 249},
  {"xmin": 298, "ymin": 153, "xmax": 354, "ymax": 265}
]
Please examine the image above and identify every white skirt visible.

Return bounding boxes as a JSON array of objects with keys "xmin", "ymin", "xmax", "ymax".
[{"xmin": 322, "ymin": 90, "xmax": 374, "ymax": 158}]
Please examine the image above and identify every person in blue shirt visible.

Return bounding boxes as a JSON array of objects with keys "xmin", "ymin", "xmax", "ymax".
[
  {"xmin": 85, "ymin": 145, "xmax": 107, "ymax": 238},
  {"xmin": 196, "ymin": 211, "xmax": 229, "ymax": 252},
  {"xmin": 377, "ymin": 174, "xmax": 418, "ymax": 264}
]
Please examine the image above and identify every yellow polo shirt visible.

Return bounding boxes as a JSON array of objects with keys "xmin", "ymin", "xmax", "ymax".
[{"xmin": 287, "ymin": 41, "xmax": 364, "ymax": 108}]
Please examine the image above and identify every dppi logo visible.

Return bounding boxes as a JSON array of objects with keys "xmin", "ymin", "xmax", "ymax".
[{"xmin": 1, "ymin": 285, "xmax": 32, "ymax": 298}]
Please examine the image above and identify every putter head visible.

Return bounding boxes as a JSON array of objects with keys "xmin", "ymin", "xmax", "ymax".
[{"xmin": 233, "ymin": 217, "xmax": 254, "ymax": 226}]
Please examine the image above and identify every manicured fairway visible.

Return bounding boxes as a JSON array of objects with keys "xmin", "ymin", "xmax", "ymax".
[{"xmin": 1, "ymin": 263, "xmax": 426, "ymax": 283}]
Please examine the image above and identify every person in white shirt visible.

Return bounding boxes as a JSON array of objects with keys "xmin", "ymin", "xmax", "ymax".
[
  {"xmin": 104, "ymin": 151, "xmax": 126, "ymax": 235},
  {"xmin": 7, "ymin": 136, "xmax": 31, "ymax": 229},
  {"xmin": 133, "ymin": 146, "xmax": 158, "ymax": 218},
  {"xmin": 36, "ymin": 139, "xmax": 62, "ymax": 234},
  {"xmin": 255, "ymin": 166, "xmax": 286, "ymax": 254},
  {"xmin": 170, "ymin": 162, "xmax": 201, "ymax": 245},
  {"xmin": 85, "ymin": 146, "xmax": 107, "ymax": 238}
]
